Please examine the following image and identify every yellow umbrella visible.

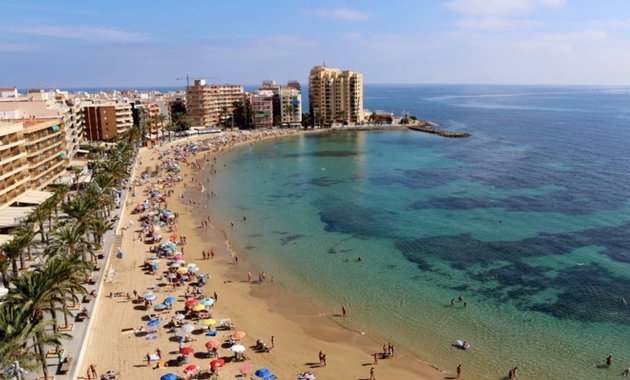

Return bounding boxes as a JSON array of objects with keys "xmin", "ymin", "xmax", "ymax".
[
  {"xmin": 192, "ymin": 304, "xmax": 205, "ymax": 312},
  {"xmin": 177, "ymin": 267, "xmax": 188, "ymax": 274},
  {"xmin": 201, "ymin": 318, "xmax": 216, "ymax": 326}
]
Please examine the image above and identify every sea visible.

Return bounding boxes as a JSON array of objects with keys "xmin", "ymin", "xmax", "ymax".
[{"xmin": 204, "ymin": 85, "xmax": 630, "ymax": 379}]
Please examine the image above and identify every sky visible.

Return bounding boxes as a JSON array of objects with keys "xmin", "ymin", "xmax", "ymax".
[{"xmin": 0, "ymin": 0, "xmax": 629, "ymax": 87}]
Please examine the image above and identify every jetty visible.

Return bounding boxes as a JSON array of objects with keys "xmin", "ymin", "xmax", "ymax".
[{"xmin": 408, "ymin": 122, "xmax": 471, "ymax": 138}]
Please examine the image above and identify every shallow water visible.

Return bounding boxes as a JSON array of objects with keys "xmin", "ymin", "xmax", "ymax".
[{"xmin": 205, "ymin": 85, "xmax": 630, "ymax": 379}]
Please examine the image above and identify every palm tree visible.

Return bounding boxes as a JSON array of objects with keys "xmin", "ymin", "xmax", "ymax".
[
  {"xmin": 14, "ymin": 219, "xmax": 36, "ymax": 263},
  {"xmin": 172, "ymin": 112, "xmax": 191, "ymax": 132},
  {"xmin": 28, "ymin": 206, "xmax": 49, "ymax": 244},
  {"xmin": 0, "ymin": 303, "xmax": 54, "ymax": 374},
  {"xmin": 62, "ymin": 194, "xmax": 97, "ymax": 232},
  {"xmin": 1, "ymin": 237, "xmax": 25, "ymax": 281},
  {"xmin": 0, "ymin": 255, "xmax": 10, "ymax": 288},
  {"xmin": 45, "ymin": 224, "xmax": 94, "ymax": 263},
  {"xmin": 5, "ymin": 268, "xmax": 72, "ymax": 380},
  {"xmin": 87, "ymin": 218, "xmax": 113, "ymax": 251},
  {"xmin": 50, "ymin": 184, "xmax": 69, "ymax": 222}
]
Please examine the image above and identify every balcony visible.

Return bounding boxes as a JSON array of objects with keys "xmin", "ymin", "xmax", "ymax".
[
  {"xmin": 0, "ymin": 148, "xmax": 27, "ymax": 167},
  {"xmin": 25, "ymin": 130, "xmax": 63, "ymax": 145},
  {"xmin": 26, "ymin": 137, "xmax": 64, "ymax": 157}
]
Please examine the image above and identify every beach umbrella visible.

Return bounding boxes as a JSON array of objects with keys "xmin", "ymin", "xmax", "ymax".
[
  {"xmin": 240, "ymin": 363, "xmax": 253, "ymax": 373},
  {"xmin": 148, "ymin": 319, "xmax": 161, "ymax": 327},
  {"xmin": 185, "ymin": 299, "xmax": 199, "ymax": 307},
  {"xmin": 192, "ymin": 304, "xmax": 205, "ymax": 312},
  {"xmin": 255, "ymin": 368, "xmax": 271, "ymax": 378},
  {"xmin": 205, "ymin": 340, "xmax": 220, "ymax": 349},
  {"xmin": 200, "ymin": 318, "xmax": 216, "ymax": 326},
  {"xmin": 180, "ymin": 324, "xmax": 195, "ymax": 334},
  {"xmin": 183, "ymin": 364, "xmax": 199, "ymax": 375},
  {"xmin": 177, "ymin": 268, "xmax": 188, "ymax": 275},
  {"xmin": 170, "ymin": 263, "xmax": 182, "ymax": 269},
  {"xmin": 232, "ymin": 331, "xmax": 246, "ymax": 340},
  {"xmin": 187, "ymin": 263, "xmax": 197, "ymax": 267},
  {"xmin": 160, "ymin": 373, "xmax": 177, "ymax": 380},
  {"xmin": 174, "ymin": 313, "xmax": 185, "ymax": 320},
  {"xmin": 230, "ymin": 344, "xmax": 246, "ymax": 353},
  {"xmin": 154, "ymin": 303, "xmax": 167, "ymax": 311},
  {"xmin": 188, "ymin": 266, "xmax": 200, "ymax": 273},
  {"xmin": 179, "ymin": 346, "xmax": 195, "ymax": 355},
  {"xmin": 168, "ymin": 273, "xmax": 178, "ymax": 280},
  {"xmin": 145, "ymin": 294, "xmax": 157, "ymax": 301},
  {"xmin": 170, "ymin": 234, "xmax": 178, "ymax": 240},
  {"xmin": 181, "ymin": 275, "xmax": 189, "ymax": 281},
  {"xmin": 201, "ymin": 298, "xmax": 215, "ymax": 306},
  {"xmin": 173, "ymin": 255, "xmax": 183, "ymax": 261},
  {"xmin": 210, "ymin": 359, "xmax": 225, "ymax": 370},
  {"xmin": 143, "ymin": 290, "xmax": 154, "ymax": 296},
  {"xmin": 164, "ymin": 296, "xmax": 176, "ymax": 304}
]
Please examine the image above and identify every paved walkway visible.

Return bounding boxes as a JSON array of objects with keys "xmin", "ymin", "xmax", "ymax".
[{"xmin": 42, "ymin": 153, "xmax": 139, "ymax": 380}]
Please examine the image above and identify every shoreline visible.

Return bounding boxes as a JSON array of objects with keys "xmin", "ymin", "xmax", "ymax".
[{"xmin": 79, "ymin": 129, "xmax": 449, "ymax": 380}]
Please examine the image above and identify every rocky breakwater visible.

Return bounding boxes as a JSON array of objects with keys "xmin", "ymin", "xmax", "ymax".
[{"xmin": 408, "ymin": 121, "xmax": 471, "ymax": 138}]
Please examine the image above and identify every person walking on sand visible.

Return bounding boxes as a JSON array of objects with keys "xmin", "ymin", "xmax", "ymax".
[
  {"xmin": 373, "ymin": 352, "xmax": 379, "ymax": 364},
  {"xmin": 456, "ymin": 364, "xmax": 461, "ymax": 379},
  {"xmin": 369, "ymin": 366, "xmax": 376, "ymax": 380},
  {"xmin": 342, "ymin": 305, "xmax": 347, "ymax": 316},
  {"xmin": 606, "ymin": 355, "xmax": 613, "ymax": 366}
]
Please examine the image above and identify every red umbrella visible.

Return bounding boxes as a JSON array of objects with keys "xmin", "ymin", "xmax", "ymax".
[
  {"xmin": 185, "ymin": 298, "xmax": 199, "ymax": 307},
  {"xmin": 232, "ymin": 331, "xmax": 246, "ymax": 340},
  {"xmin": 170, "ymin": 233, "xmax": 178, "ymax": 240},
  {"xmin": 205, "ymin": 340, "xmax": 220, "ymax": 349},
  {"xmin": 179, "ymin": 346, "xmax": 195, "ymax": 355},
  {"xmin": 183, "ymin": 364, "xmax": 199, "ymax": 374},
  {"xmin": 210, "ymin": 358, "xmax": 225, "ymax": 369}
]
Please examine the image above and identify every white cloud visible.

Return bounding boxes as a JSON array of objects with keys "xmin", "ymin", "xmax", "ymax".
[
  {"xmin": 590, "ymin": 18, "xmax": 630, "ymax": 29},
  {"xmin": 455, "ymin": 17, "xmax": 536, "ymax": 30},
  {"xmin": 445, "ymin": 0, "xmax": 565, "ymax": 16},
  {"xmin": 0, "ymin": 42, "xmax": 36, "ymax": 52},
  {"xmin": 305, "ymin": 7, "xmax": 369, "ymax": 21},
  {"xmin": 3, "ymin": 25, "xmax": 149, "ymax": 42}
]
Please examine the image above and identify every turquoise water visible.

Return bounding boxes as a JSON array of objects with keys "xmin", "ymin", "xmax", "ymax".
[{"xmin": 206, "ymin": 86, "xmax": 630, "ymax": 379}]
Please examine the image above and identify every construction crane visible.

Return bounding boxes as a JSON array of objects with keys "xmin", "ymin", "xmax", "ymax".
[{"xmin": 176, "ymin": 75, "xmax": 217, "ymax": 88}]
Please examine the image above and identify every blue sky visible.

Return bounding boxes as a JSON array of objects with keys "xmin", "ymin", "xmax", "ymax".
[{"xmin": 1, "ymin": 0, "xmax": 629, "ymax": 87}]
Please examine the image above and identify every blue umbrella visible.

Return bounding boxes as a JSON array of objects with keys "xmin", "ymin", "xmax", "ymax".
[
  {"xmin": 154, "ymin": 303, "xmax": 167, "ymax": 311},
  {"xmin": 160, "ymin": 373, "xmax": 177, "ymax": 380},
  {"xmin": 148, "ymin": 319, "xmax": 160, "ymax": 326},
  {"xmin": 188, "ymin": 266, "xmax": 199, "ymax": 273},
  {"xmin": 164, "ymin": 296, "xmax": 176, "ymax": 304},
  {"xmin": 201, "ymin": 298, "xmax": 215, "ymax": 306},
  {"xmin": 255, "ymin": 368, "xmax": 271, "ymax": 378}
]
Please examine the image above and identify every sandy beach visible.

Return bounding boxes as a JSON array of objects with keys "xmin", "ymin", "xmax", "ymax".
[{"xmin": 78, "ymin": 129, "xmax": 449, "ymax": 380}]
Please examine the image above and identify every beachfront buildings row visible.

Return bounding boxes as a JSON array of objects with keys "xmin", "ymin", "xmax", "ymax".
[{"xmin": 185, "ymin": 79, "xmax": 303, "ymax": 129}]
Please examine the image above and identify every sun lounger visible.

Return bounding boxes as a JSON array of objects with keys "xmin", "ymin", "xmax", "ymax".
[{"xmin": 58, "ymin": 356, "xmax": 72, "ymax": 374}]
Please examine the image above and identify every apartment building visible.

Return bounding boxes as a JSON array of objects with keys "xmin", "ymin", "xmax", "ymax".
[
  {"xmin": 132, "ymin": 102, "xmax": 162, "ymax": 133},
  {"xmin": 0, "ymin": 89, "xmax": 84, "ymax": 160},
  {"xmin": 250, "ymin": 91, "xmax": 274, "ymax": 128},
  {"xmin": 186, "ymin": 80, "xmax": 244, "ymax": 128},
  {"xmin": 22, "ymin": 118, "xmax": 68, "ymax": 189},
  {"xmin": 0, "ymin": 122, "xmax": 30, "ymax": 207},
  {"xmin": 308, "ymin": 65, "xmax": 364, "ymax": 126},
  {"xmin": 84, "ymin": 102, "xmax": 133, "ymax": 142},
  {"xmin": 278, "ymin": 87, "xmax": 302, "ymax": 126},
  {"xmin": 258, "ymin": 80, "xmax": 302, "ymax": 127}
]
